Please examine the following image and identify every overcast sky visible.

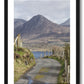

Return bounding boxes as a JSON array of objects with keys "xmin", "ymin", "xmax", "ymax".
[{"xmin": 14, "ymin": 0, "xmax": 70, "ymax": 24}]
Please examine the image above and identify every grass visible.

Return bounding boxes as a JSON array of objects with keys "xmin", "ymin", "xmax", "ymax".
[
  {"xmin": 34, "ymin": 75, "xmax": 44, "ymax": 80},
  {"xmin": 15, "ymin": 51, "xmax": 25, "ymax": 56},
  {"xmin": 44, "ymin": 56, "xmax": 65, "ymax": 83},
  {"xmin": 14, "ymin": 47, "xmax": 36, "ymax": 82},
  {"xmin": 34, "ymin": 67, "xmax": 49, "ymax": 80},
  {"xmin": 39, "ymin": 67, "xmax": 49, "ymax": 73},
  {"xmin": 14, "ymin": 59, "xmax": 35, "ymax": 82}
]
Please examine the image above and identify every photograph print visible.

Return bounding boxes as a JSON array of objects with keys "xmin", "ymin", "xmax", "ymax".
[{"xmin": 14, "ymin": 0, "xmax": 70, "ymax": 84}]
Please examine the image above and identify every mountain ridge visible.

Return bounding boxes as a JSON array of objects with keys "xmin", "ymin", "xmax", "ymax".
[
  {"xmin": 60, "ymin": 19, "xmax": 70, "ymax": 27},
  {"xmin": 14, "ymin": 15, "xmax": 70, "ymax": 44},
  {"xmin": 14, "ymin": 19, "xmax": 26, "ymax": 29}
]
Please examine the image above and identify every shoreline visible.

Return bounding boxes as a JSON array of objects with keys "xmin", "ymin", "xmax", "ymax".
[{"xmin": 30, "ymin": 49, "xmax": 52, "ymax": 52}]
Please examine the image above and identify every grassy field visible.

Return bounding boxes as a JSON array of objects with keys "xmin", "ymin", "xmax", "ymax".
[{"xmin": 14, "ymin": 47, "xmax": 36, "ymax": 82}]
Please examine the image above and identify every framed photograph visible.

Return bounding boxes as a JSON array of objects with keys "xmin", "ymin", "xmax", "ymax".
[{"xmin": 5, "ymin": 0, "xmax": 80, "ymax": 84}]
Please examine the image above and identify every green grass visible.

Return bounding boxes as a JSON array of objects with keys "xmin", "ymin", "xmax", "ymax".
[
  {"xmin": 34, "ymin": 67, "xmax": 49, "ymax": 80},
  {"xmin": 39, "ymin": 67, "xmax": 49, "ymax": 73},
  {"xmin": 34, "ymin": 75, "xmax": 44, "ymax": 80},
  {"xmin": 14, "ymin": 47, "xmax": 36, "ymax": 82},
  {"xmin": 14, "ymin": 59, "xmax": 35, "ymax": 82},
  {"xmin": 15, "ymin": 51, "xmax": 25, "ymax": 56}
]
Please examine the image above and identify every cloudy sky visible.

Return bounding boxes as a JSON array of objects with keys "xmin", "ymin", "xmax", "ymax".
[{"xmin": 14, "ymin": 0, "xmax": 70, "ymax": 24}]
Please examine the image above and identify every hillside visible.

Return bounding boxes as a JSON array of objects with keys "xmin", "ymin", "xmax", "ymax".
[
  {"xmin": 14, "ymin": 15, "xmax": 70, "ymax": 45},
  {"xmin": 60, "ymin": 19, "xmax": 70, "ymax": 27},
  {"xmin": 14, "ymin": 47, "xmax": 35, "ymax": 82},
  {"xmin": 14, "ymin": 19, "xmax": 26, "ymax": 29}
]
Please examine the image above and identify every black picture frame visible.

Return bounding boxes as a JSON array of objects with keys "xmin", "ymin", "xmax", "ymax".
[
  {"xmin": 76, "ymin": 0, "xmax": 80, "ymax": 84},
  {"xmin": 4, "ymin": 0, "xmax": 8, "ymax": 84},
  {"xmin": 4, "ymin": 0, "xmax": 80, "ymax": 84}
]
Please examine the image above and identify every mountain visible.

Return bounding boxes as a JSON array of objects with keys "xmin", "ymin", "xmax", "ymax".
[
  {"xmin": 14, "ymin": 15, "xmax": 70, "ymax": 44},
  {"xmin": 60, "ymin": 19, "xmax": 70, "ymax": 27},
  {"xmin": 14, "ymin": 19, "xmax": 26, "ymax": 29}
]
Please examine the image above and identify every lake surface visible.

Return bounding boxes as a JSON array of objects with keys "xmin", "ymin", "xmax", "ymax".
[{"xmin": 32, "ymin": 51, "xmax": 52, "ymax": 59}]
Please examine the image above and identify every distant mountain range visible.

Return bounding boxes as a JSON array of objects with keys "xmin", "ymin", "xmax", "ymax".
[
  {"xmin": 60, "ymin": 19, "xmax": 70, "ymax": 27},
  {"xmin": 14, "ymin": 19, "xmax": 26, "ymax": 29},
  {"xmin": 14, "ymin": 15, "xmax": 70, "ymax": 44}
]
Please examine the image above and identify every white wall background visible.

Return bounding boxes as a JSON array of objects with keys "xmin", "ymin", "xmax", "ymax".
[
  {"xmin": 0, "ymin": 0, "xmax": 83, "ymax": 84},
  {"xmin": 0, "ymin": 0, "xmax": 4, "ymax": 84}
]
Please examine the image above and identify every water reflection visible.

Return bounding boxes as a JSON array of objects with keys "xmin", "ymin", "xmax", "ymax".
[
  {"xmin": 28, "ymin": 77, "xmax": 33, "ymax": 84},
  {"xmin": 26, "ymin": 76, "xmax": 49, "ymax": 84}
]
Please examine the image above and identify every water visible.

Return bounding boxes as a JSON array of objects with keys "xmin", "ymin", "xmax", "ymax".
[
  {"xmin": 26, "ymin": 76, "xmax": 48, "ymax": 84},
  {"xmin": 32, "ymin": 51, "xmax": 52, "ymax": 59},
  {"xmin": 28, "ymin": 76, "xmax": 33, "ymax": 84}
]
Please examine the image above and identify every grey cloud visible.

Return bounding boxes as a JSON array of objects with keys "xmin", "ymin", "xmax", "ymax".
[{"xmin": 14, "ymin": 0, "xmax": 70, "ymax": 24}]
